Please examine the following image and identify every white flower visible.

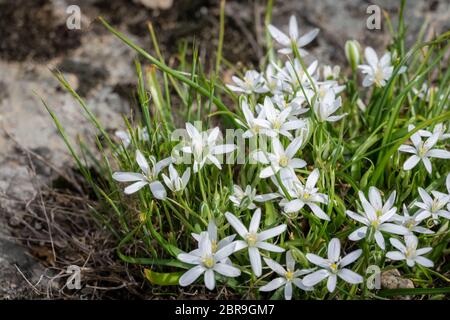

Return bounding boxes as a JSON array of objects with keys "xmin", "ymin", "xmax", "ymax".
[
  {"xmin": 235, "ymin": 99, "xmax": 272, "ymax": 139},
  {"xmin": 260, "ymin": 251, "xmax": 314, "ymax": 300},
  {"xmin": 264, "ymin": 64, "xmax": 283, "ymax": 94},
  {"xmin": 303, "ymin": 238, "xmax": 363, "ymax": 293},
  {"xmin": 181, "ymin": 123, "xmax": 236, "ymax": 173},
  {"xmin": 271, "ymin": 94, "xmax": 309, "ymax": 118},
  {"xmin": 274, "ymin": 59, "xmax": 318, "ymax": 93},
  {"xmin": 112, "ymin": 149, "xmax": 170, "ymax": 199},
  {"xmin": 115, "ymin": 127, "xmax": 149, "ymax": 148},
  {"xmin": 414, "ymin": 187, "xmax": 450, "ymax": 224},
  {"xmin": 313, "ymin": 89, "xmax": 346, "ymax": 122},
  {"xmin": 358, "ymin": 47, "xmax": 397, "ymax": 87},
  {"xmin": 322, "ymin": 65, "xmax": 340, "ymax": 81},
  {"xmin": 399, "ymin": 128, "xmax": 450, "ymax": 174},
  {"xmin": 279, "ymin": 169, "xmax": 330, "ymax": 221},
  {"xmin": 225, "ymin": 209, "xmax": 287, "ymax": 277},
  {"xmin": 161, "ymin": 164, "xmax": 190, "ymax": 193},
  {"xmin": 418, "ymin": 123, "xmax": 450, "ymax": 141},
  {"xmin": 256, "ymin": 97, "xmax": 306, "ymax": 139},
  {"xmin": 268, "ymin": 15, "xmax": 319, "ymax": 56},
  {"xmin": 226, "ymin": 70, "xmax": 269, "ymax": 94},
  {"xmin": 178, "ymin": 232, "xmax": 240, "ymax": 290},
  {"xmin": 386, "ymin": 235, "xmax": 433, "ymax": 268},
  {"xmin": 191, "ymin": 221, "xmax": 236, "ymax": 264},
  {"xmin": 229, "ymin": 185, "xmax": 279, "ymax": 210},
  {"xmin": 392, "ymin": 205, "xmax": 434, "ymax": 235},
  {"xmin": 346, "ymin": 187, "xmax": 408, "ymax": 250},
  {"xmin": 254, "ymin": 136, "xmax": 307, "ymax": 180}
]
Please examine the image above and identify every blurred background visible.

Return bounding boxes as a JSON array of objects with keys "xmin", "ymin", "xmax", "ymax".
[{"xmin": 0, "ymin": 0, "xmax": 448, "ymax": 299}]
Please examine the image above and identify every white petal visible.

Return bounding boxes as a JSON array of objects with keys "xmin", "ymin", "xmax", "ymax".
[
  {"xmin": 112, "ymin": 172, "xmax": 146, "ymax": 182},
  {"xmin": 135, "ymin": 150, "xmax": 149, "ymax": 173},
  {"xmin": 302, "ymin": 269, "xmax": 330, "ymax": 287},
  {"xmin": 204, "ymin": 269, "xmax": 216, "ymax": 290},
  {"xmin": 386, "ymin": 251, "xmax": 405, "ymax": 261},
  {"xmin": 327, "ymin": 238, "xmax": 341, "ymax": 262},
  {"xmin": 288, "ymin": 15, "xmax": 298, "ymax": 40},
  {"xmin": 284, "ymin": 281, "xmax": 293, "ymax": 300},
  {"xmin": 422, "ymin": 157, "xmax": 432, "ymax": 174},
  {"xmin": 256, "ymin": 241, "xmax": 285, "ymax": 253},
  {"xmin": 179, "ymin": 265, "xmax": 205, "ymax": 286},
  {"xmin": 427, "ymin": 149, "xmax": 450, "ymax": 159},
  {"xmin": 365, "ymin": 47, "xmax": 378, "ymax": 67},
  {"xmin": 368, "ymin": 187, "xmax": 383, "ymax": 210},
  {"xmin": 249, "ymin": 208, "xmax": 261, "ymax": 233},
  {"xmin": 213, "ymin": 263, "xmax": 241, "ymax": 277},
  {"xmin": 225, "ymin": 212, "xmax": 248, "ymax": 238},
  {"xmin": 260, "ymin": 277, "xmax": 286, "ymax": 292},
  {"xmin": 379, "ymin": 223, "xmax": 409, "ymax": 235},
  {"xmin": 348, "ymin": 226, "xmax": 368, "ymax": 241},
  {"xmin": 308, "ymin": 203, "xmax": 330, "ymax": 221},
  {"xmin": 286, "ymin": 250, "xmax": 295, "ymax": 271},
  {"xmin": 338, "ymin": 268, "xmax": 363, "ymax": 284},
  {"xmin": 149, "ymin": 181, "xmax": 166, "ymax": 200},
  {"xmin": 249, "ymin": 247, "xmax": 262, "ymax": 277},
  {"xmin": 403, "ymin": 155, "xmax": 420, "ymax": 171},
  {"xmin": 284, "ymin": 199, "xmax": 304, "ymax": 213},
  {"xmin": 124, "ymin": 181, "xmax": 148, "ymax": 194},
  {"xmin": 415, "ymin": 256, "xmax": 434, "ymax": 268},
  {"xmin": 374, "ymin": 230, "xmax": 385, "ymax": 250},
  {"xmin": 258, "ymin": 224, "xmax": 287, "ymax": 241},
  {"xmin": 306, "ymin": 169, "xmax": 320, "ymax": 189},
  {"xmin": 178, "ymin": 253, "xmax": 201, "ymax": 265},
  {"xmin": 306, "ymin": 253, "xmax": 329, "ymax": 268},
  {"xmin": 389, "ymin": 238, "xmax": 406, "ymax": 253},
  {"xmin": 327, "ymin": 274, "xmax": 337, "ymax": 292},
  {"xmin": 214, "ymin": 243, "xmax": 236, "ymax": 262},
  {"xmin": 297, "ymin": 28, "xmax": 319, "ymax": 47},
  {"xmin": 268, "ymin": 25, "xmax": 290, "ymax": 46},
  {"xmin": 339, "ymin": 249, "xmax": 362, "ymax": 267},
  {"xmin": 346, "ymin": 210, "xmax": 369, "ymax": 225},
  {"xmin": 263, "ymin": 257, "xmax": 286, "ymax": 276}
]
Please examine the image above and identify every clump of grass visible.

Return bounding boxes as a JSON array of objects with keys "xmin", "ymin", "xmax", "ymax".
[{"xmin": 44, "ymin": 1, "xmax": 450, "ymax": 299}]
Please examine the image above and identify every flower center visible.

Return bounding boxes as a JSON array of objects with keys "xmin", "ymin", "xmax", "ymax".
[
  {"xmin": 303, "ymin": 192, "xmax": 311, "ymax": 200},
  {"xmin": 279, "ymin": 155, "xmax": 289, "ymax": 167},
  {"xmin": 371, "ymin": 219, "xmax": 380, "ymax": 228},
  {"xmin": 431, "ymin": 200, "xmax": 441, "ymax": 212},
  {"xmin": 246, "ymin": 232, "xmax": 258, "ymax": 246},
  {"xmin": 405, "ymin": 220, "xmax": 415, "ymax": 230},
  {"xmin": 285, "ymin": 270, "xmax": 294, "ymax": 281},
  {"xmin": 329, "ymin": 263, "xmax": 338, "ymax": 273},
  {"xmin": 273, "ymin": 119, "xmax": 282, "ymax": 130},
  {"xmin": 202, "ymin": 255, "xmax": 215, "ymax": 268}
]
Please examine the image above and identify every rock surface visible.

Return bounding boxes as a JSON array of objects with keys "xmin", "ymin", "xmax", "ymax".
[{"xmin": 0, "ymin": 0, "xmax": 448, "ymax": 298}]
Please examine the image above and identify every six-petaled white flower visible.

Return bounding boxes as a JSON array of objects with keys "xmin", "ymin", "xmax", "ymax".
[
  {"xmin": 181, "ymin": 123, "xmax": 236, "ymax": 173},
  {"xmin": 414, "ymin": 187, "xmax": 450, "ymax": 224},
  {"xmin": 358, "ymin": 47, "xmax": 400, "ymax": 87},
  {"xmin": 254, "ymin": 136, "xmax": 307, "ymax": 180},
  {"xmin": 268, "ymin": 15, "xmax": 319, "ymax": 56},
  {"xmin": 346, "ymin": 187, "xmax": 408, "ymax": 250},
  {"xmin": 161, "ymin": 164, "xmax": 190, "ymax": 193},
  {"xmin": 392, "ymin": 205, "xmax": 434, "ymax": 235},
  {"xmin": 235, "ymin": 99, "xmax": 272, "ymax": 138},
  {"xmin": 178, "ymin": 232, "xmax": 240, "ymax": 290},
  {"xmin": 260, "ymin": 250, "xmax": 314, "ymax": 300},
  {"xmin": 313, "ymin": 89, "xmax": 346, "ymax": 123},
  {"xmin": 112, "ymin": 149, "xmax": 170, "ymax": 198},
  {"xmin": 225, "ymin": 209, "xmax": 286, "ymax": 277},
  {"xmin": 279, "ymin": 169, "xmax": 330, "ymax": 221},
  {"xmin": 303, "ymin": 238, "xmax": 363, "ymax": 292},
  {"xmin": 386, "ymin": 235, "xmax": 433, "ymax": 268},
  {"xmin": 191, "ymin": 221, "xmax": 236, "ymax": 265},
  {"xmin": 226, "ymin": 70, "xmax": 269, "ymax": 94},
  {"xmin": 229, "ymin": 185, "xmax": 279, "ymax": 210},
  {"xmin": 399, "ymin": 125, "xmax": 450, "ymax": 174}
]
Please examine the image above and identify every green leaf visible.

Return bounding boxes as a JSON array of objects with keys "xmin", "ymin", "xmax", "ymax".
[{"xmin": 144, "ymin": 269, "xmax": 183, "ymax": 286}]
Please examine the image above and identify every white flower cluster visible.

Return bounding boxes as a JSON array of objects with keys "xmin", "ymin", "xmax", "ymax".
[{"xmin": 109, "ymin": 15, "xmax": 449, "ymax": 299}]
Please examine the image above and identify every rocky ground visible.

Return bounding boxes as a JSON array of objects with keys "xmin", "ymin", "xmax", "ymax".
[{"xmin": 0, "ymin": 0, "xmax": 448, "ymax": 299}]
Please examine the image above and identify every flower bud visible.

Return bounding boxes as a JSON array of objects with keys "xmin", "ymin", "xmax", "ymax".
[{"xmin": 345, "ymin": 40, "xmax": 361, "ymax": 70}]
